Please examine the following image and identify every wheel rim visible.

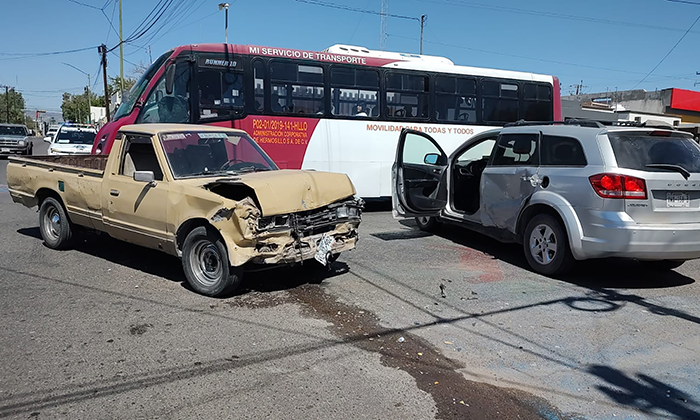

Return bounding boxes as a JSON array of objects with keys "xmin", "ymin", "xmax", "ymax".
[
  {"xmin": 417, "ymin": 217, "xmax": 430, "ymax": 226},
  {"xmin": 189, "ymin": 239, "xmax": 223, "ymax": 287},
  {"xmin": 42, "ymin": 205, "xmax": 61, "ymax": 242},
  {"xmin": 529, "ymin": 224, "xmax": 558, "ymax": 265}
]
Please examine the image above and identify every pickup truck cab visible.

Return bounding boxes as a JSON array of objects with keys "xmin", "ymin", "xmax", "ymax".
[{"xmin": 7, "ymin": 124, "xmax": 362, "ymax": 296}]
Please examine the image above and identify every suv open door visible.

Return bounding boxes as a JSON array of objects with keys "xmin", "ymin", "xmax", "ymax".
[{"xmin": 392, "ymin": 129, "xmax": 448, "ymax": 218}]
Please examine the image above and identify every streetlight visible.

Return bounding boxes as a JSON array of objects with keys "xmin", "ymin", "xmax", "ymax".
[
  {"xmin": 218, "ymin": 3, "xmax": 230, "ymax": 44},
  {"xmin": 62, "ymin": 62, "xmax": 92, "ymax": 124}
]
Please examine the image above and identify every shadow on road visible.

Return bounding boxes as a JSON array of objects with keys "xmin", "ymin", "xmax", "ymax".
[{"xmin": 16, "ymin": 226, "xmax": 349, "ymax": 297}]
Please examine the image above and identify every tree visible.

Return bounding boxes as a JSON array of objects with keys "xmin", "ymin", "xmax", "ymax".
[
  {"xmin": 108, "ymin": 76, "xmax": 137, "ymax": 98},
  {"xmin": 131, "ymin": 61, "xmax": 149, "ymax": 78},
  {"xmin": 61, "ymin": 87, "xmax": 102, "ymax": 123},
  {"xmin": 0, "ymin": 88, "xmax": 26, "ymax": 124}
]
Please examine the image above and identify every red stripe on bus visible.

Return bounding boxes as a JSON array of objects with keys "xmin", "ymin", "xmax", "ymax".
[{"xmin": 233, "ymin": 115, "xmax": 319, "ymax": 170}]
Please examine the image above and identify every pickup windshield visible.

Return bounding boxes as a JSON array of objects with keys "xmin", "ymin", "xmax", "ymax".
[
  {"xmin": 112, "ymin": 50, "xmax": 173, "ymax": 120},
  {"xmin": 608, "ymin": 131, "xmax": 700, "ymax": 174},
  {"xmin": 159, "ymin": 131, "xmax": 278, "ymax": 178},
  {"xmin": 0, "ymin": 126, "xmax": 26, "ymax": 136},
  {"xmin": 55, "ymin": 129, "xmax": 96, "ymax": 144}
]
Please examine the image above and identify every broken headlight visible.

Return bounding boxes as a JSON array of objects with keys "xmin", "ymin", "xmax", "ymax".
[{"xmin": 257, "ymin": 215, "xmax": 290, "ymax": 230}]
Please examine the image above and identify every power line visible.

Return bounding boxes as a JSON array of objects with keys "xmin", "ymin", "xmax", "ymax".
[
  {"xmin": 0, "ymin": 46, "xmax": 98, "ymax": 61},
  {"xmin": 632, "ymin": 13, "xmax": 700, "ymax": 88},
  {"xmin": 423, "ymin": 0, "xmax": 700, "ymax": 35},
  {"xmin": 295, "ymin": 0, "xmax": 419, "ymax": 21},
  {"xmin": 66, "ymin": 0, "xmax": 103, "ymax": 10},
  {"xmin": 388, "ymin": 34, "xmax": 695, "ymax": 82},
  {"xmin": 667, "ymin": 0, "xmax": 700, "ymax": 5}
]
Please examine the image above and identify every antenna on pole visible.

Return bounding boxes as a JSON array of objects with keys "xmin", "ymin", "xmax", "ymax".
[
  {"xmin": 380, "ymin": 0, "xmax": 388, "ymax": 50},
  {"xmin": 420, "ymin": 15, "xmax": 426, "ymax": 55}
]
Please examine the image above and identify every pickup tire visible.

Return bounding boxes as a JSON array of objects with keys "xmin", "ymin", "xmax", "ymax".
[
  {"xmin": 182, "ymin": 226, "xmax": 242, "ymax": 297},
  {"xmin": 523, "ymin": 214, "xmax": 574, "ymax": 277},
  {"xmin": 39, "ymin": 196, "xmax": 75, "ymax": 249}
]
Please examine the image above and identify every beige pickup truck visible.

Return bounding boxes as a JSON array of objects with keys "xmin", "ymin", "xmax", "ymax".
[{"xmin": 7, "ymin": 124, "xmax": 362, "ymax": 296}]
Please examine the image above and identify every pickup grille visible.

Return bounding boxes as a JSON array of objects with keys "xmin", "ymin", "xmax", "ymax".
[{"xmin": 0, "ymin": 139, "xmax": 19, "ymax": 146}]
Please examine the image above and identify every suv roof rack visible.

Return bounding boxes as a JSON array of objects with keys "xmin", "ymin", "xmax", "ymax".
[{"xmin": 505, "ymin": 119, "xmax": 678, "ymax": 130}]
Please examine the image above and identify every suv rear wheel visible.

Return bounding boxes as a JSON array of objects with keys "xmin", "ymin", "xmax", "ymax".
[{"xmin": 523, "ymin": 214, "xmax": 574, "ymax": 276}]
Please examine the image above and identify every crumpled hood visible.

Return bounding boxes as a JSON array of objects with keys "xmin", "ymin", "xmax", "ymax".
[{"xmin": 206, "ymin": 169, "xmax": 357, "ymax": 216}]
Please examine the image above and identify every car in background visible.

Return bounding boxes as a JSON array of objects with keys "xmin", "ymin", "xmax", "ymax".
[
  {"xmin": 0, "ymin": 124, "xmax": 32, "ymax": 156},
  {"xmin": 44, "ymin": 124, "xmax": 61, "ymax": 143},
  {"xmin": 392, "ymin": 121, "xmax": 700, "ymax": 276},
  {"xmin": 47, "ymin": 125, "xmax": 97, "ymax": 155}
]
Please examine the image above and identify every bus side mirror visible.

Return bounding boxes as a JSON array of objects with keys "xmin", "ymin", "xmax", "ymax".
[{"xmin": 165, "ymin": 64, "xmax": 176, "ymax": 95}]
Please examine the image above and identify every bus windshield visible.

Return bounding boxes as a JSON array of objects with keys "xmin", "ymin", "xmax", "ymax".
[
  {"xmin": 113, "ymin": 50, "xmax": 173, "ymax": 120},
  {"xmin": 159, "ymin": 131, "xmax": 278, "ymax": 178}
]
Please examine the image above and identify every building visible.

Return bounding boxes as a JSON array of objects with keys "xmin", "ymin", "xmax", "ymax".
[{"xmin": 562, "ymin": 88, "xmax": 700, "ymax": 125}]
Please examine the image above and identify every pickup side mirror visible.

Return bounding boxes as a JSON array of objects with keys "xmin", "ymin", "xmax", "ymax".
[
  {"xmin": 165, "ymin": 64, "xmax": 176, "ymax": 95},
  {"xmin": 133, "ymin": 170, "xmax": 155, "ymax": 183}
]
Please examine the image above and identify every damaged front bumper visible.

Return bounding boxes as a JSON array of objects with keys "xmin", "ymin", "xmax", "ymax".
[{"xmin": 223, "ymin": 196, "xmax": 363, "ymax": 267}]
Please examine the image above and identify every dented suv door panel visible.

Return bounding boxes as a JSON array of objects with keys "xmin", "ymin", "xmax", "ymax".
[{"xmin": 480, "ymin": 132, "xmax": 541, "ymax": 232}]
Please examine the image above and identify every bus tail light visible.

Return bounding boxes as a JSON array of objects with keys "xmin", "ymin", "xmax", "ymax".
[{"xmin": 589, "ymin": 174, "xmax": 647, "ymax": 200}]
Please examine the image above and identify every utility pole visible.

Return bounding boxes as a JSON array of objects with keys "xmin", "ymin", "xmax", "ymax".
[
  {"xmin": 419, "ymin": 15, "xmax": 426, "ymax": 55},
  {"xmin": 119, "ymin": 0, "xmax": 124, "ymax": 100},
  {"xmin": 218, "ymin": 3, "xmax": 230, "ymax": 43},
  {"xmin": 4, "ymin": 85, "xmax": 8, "ymax": 123},
  {"xmin": 380, "ymin": 0, "xmax": 388, "ymax": 50},
  {"xmin": 569, "ymin": 80, "xmax": 587, "ymax": 96},
  {"xmin": 99, "ymin": 45, "xmax": 111, "ymax": 122}
]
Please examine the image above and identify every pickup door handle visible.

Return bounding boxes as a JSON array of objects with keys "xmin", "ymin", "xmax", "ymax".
[{"xmin": 110, "ymin": 189, "xmax": 120, "ymax": 197}]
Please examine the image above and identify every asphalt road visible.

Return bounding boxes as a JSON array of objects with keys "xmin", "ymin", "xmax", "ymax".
[{"xmin": 1, "ymin": 139, "xmax": 699, "ymax": 419}]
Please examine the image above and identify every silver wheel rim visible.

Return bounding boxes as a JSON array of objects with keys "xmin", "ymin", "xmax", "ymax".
[
  {"xmin": 43, "ymin": 205, "xmax": 61, "ymax": 242},
  {"xmin": 417, "ymin": 217, "xmax": 430, "ymax": 226},
  {"xmin": 529, "ymin": 224, "xmax": 557, "ymax": 265},
  {"xmin": 189, "ymin": 239, "xmax": 223, "ymax": 287}
]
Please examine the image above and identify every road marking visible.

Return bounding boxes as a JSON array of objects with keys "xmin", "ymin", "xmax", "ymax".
[{"xmin": 0, "ymin": 184, "xmax": 8, "ymax": 193}]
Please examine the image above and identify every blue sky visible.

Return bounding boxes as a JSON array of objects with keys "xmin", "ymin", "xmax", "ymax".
[{"xmin": 2, "ymin": 0, "xmax": 699, "ymax": 117}]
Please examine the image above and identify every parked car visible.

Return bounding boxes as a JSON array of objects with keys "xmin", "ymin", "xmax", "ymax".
[
  {"xmin": 0, "ymin": 124, "xmax": 32, "ymax": 155},
  {"xmin": 7, "ymin": 124, "xmax": 363, "ymax": 297},
  {"xmin": 47, "ymin": 125, "xmax": 97, "ymax": 155},
  {"xmin": 44, "ymin": 124, "xmax": 61, "ymax": 143},
  {"xmin": 392, "ymin": 121, "xmax": 700, "ymax": 276}
]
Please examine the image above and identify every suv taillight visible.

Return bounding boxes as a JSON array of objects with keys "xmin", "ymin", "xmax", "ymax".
[{"xmin": 589, "ymin": 174, "xmax": 647, "ymax": 200}]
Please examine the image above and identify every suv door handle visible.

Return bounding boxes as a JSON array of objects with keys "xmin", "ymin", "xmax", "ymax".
[{"xmin": 110, "ymin": 189, "xmax": 120, "ymax": 197}]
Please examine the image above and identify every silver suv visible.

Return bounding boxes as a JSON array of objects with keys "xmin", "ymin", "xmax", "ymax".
[{"xmin": 392, "ymin": 122, "xmax": 700, "ymax": 276}]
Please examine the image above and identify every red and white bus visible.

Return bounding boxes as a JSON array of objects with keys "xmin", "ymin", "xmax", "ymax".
[{"xmin": 93, "ymin": 43, "xmax": 561, "ymax": 198}]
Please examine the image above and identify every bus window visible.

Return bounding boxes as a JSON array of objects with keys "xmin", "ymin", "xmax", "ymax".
[
  {"xmin": 253, "ymin": 60, "xmax": 265, "ymax": 111},
  {"xmin": 435, "ymin": 76, "xmax": 476, "ymax": 123},
  {"xmin": 270, "ymin": 61, "xmax": 324, "ymax": 115},
  {"xmin": 198, "ymin": 69, "xmax": 245, "ymax": 120},
  {"xmin": 330, "ymin": 67, "xmax": 379, "ymax": 117},
  {"xmin": 482, "ymin": 81, "xmax": 519, "ymax": 123},
  {"xmin": 523, "ymin": 83, "xmax": 552, "ymax": 121},
  {"xmin": 386, "ymin": 72, "xmax": 429, "ymax": 119},
  {"xmin": 137, "ymin": 60, "xmax": 191, "ymax": 124}
]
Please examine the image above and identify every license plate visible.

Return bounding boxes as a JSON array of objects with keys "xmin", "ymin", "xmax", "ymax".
[
  {"xmin": 667, "ymin": 192, "xmax": 690, "ymax": 208},
  {"xmin": 314, "ymin": 233, "xmax": 336, "ymax": 266},
  {"xmin": 0, "ymin": 148, "xmax": 9, "ymax": 153}
]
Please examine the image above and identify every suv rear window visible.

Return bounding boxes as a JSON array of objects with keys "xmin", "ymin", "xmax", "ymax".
[{"xmin": 608, "ymin": 131, "xmax": 700, "ymax": 173}]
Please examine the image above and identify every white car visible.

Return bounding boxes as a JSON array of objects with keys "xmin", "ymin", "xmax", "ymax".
[
  {"xmin": 47, "ymin": 125, "xmax": 96, "ymax": 155},
  {"xmin": 43, "ymin": 124, "xmax": 61, "ymax": 143}
]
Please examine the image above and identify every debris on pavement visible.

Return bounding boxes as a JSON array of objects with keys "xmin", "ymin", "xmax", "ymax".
[{"xmin": 397, "ymin": 336, "xmax": 405, "ymax": 343}]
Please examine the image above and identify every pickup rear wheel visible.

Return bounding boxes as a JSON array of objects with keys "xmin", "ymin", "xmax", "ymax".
[
  {"xmin": 523, "ymin": 214, "xmax": 574, "ymax": 277},
  {"xmin": 39, "ymin": 196, "xmax": 75, "ymax": 249},
  {"xmin": 182, "ymin": 226, "xmax": 242, "ymax": 297}
]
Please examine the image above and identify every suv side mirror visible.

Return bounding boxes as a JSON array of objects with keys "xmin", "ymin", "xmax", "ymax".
[
  {"xmin": 43, "ymin": 136, "xmax": 52, "ymax": 143},
  {"xmin": 133, "ymin": 170, "xmax": 155, "ymax": 183},
  {"xmin": 165, "ymin": 64, "xmax": 176, "ymax": 95},
  {"xmin": 424, "ymin": 153, "xmax": 444, "ymax": 165}
]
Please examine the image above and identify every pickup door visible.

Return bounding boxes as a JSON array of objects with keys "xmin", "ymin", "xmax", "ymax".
[{"xmin": 102, "ymin": 133, "xmax": 172, "ymax": 250}]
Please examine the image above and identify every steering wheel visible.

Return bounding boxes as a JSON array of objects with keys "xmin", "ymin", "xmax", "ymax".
[
  {"xmin": 395, "ymin": 108, "xmax": 406, "ymax": 117},
  {"xmin": 219, "ymin": 158, "xmax": 245, "ymax": 171},
  {"xmin": 157, "ymin": 95, "xmax": 189, "ymax": 123},
  {"xmin": 458, "ymin": 113, "xmax": 470, "ymax": 121}
]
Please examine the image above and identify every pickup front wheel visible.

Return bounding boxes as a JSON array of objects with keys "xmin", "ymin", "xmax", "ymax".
[
  {"xmin": 182, "ymin": 226, "xmax": 242, "ymax": 297},
  {"xmin": 39, "ymin": 197, "xmax": 75, "ymax": 249}
]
